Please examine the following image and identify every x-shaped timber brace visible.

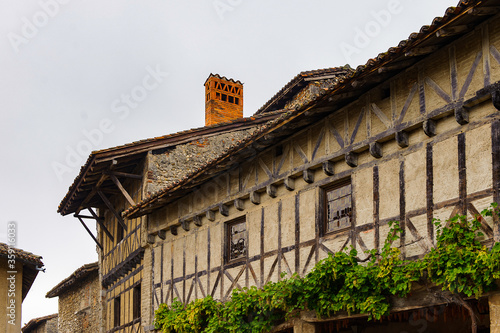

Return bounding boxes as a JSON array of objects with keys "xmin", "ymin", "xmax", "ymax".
[{"xmin": 73, "ymin": 162, "xmax": 142, "ymax": 249}]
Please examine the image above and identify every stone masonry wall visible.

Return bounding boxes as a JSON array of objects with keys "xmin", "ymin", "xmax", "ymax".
[
  {"xmin": 146, "ymin": 129, "xmax": 253, "ymax": 195},
  {"xmin": 58, "ymin": 272, "xmax": 100, "ymax": 333},
  {"xmin": 29, "ymin": 317, "xmax": 58, "ymax": 333}
]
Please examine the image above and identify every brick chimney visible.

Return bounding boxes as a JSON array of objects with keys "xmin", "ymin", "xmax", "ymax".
[{"xmin": 204, "ymin": 74, "xmax": 243, "ymax": 126}]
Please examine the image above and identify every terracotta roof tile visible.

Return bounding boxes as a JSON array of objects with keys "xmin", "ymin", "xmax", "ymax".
[{"xmin": 0, "ymin": 242, "xmax": 43, "ymax": 267}]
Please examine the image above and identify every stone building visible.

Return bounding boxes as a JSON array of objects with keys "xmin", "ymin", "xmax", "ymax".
[
  {"xmin": 46, "ymin": 262, "xmax": 101, "ymax": 332},
  {"xmin": 58, "ymin": 0, "xmax": 500, "ymax": 332},
  {"xmin": 21, "ymin": 314, "xmax": 58, "ymax": 333},
  {"xmin": 0, "ymin": 242, "xmax": 44, "ymax": 333}
]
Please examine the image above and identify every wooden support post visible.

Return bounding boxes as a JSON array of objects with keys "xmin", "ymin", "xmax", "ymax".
[
  {"xmin": 77, "ymin": 217, "xmax": 103, "ymax": 250},
  {"xmin": 158, "ymin": 230, "xmax": 167, "ymax": 240},
  {"xmin": 206, "ymin": 210, "xmax": 215, "ymax": 221},
  {"xmin": 250, "ymin": 191, "xmax": 261, "ymax": 205},
  {"xmin": 285, "ymin": 177, "xmax": 295, "ymax": 191},
  {"xmin": 97, "ymin": 190, "xmax": 127, "ymax": 231},
  {"xmin": 423, "ymin": 119, "xmax": 437, "ymax": 137},
  {"xmin": 489, "ymin": 293, "xmax": 500, "ymax": 333},
  {"xmin": 87, "ymin": 208, "xmax": 114, "ymax": 242},
  {"xmin": 369, "ymin": 142, "xmax": 382, "ymax": 158},
  {"xmin": 322, "ymin": 161, "xmax": 334, "ymax": 176},
  {"xmin": 108, "ymin": 173, "xmax": 136, "ymax": 207},
  {"xmin": 193, "ymin": 215, "xmax": 202, "ymax": 227},
  {"xmin": 345, "ymin": 152, "xmax": 358, "ymax": 167},
  {"xmin": 303, "ymin": 169, "xmax": 314, "ymax": 184},
  {"xmin": 455, "ymin": 106, "xmax": 469, "ymax": 125},
  {"xmin": 219, "ymin": 204, "xmax": 229, "ymax": 217},
  {"xmin": 396, "ymin": 131, "xmax": 409, "ymax": 148},
  {"xmin": 266, "ymin": 184, "xmax": 277, "ymax": 198}
]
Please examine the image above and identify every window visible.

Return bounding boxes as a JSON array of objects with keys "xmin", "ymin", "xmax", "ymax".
[
  {"xmin": 116, "ymin": 221, "xmax": 124, "ymax": 243},
  {"xmin": 114, "ymin": 296, "xmax": 121, "ymax": 327},
  {"xmin": 324, "ymin": 180, "xmax": 352, "ymax": 234},
  {"xmin": 133, "ymin": 284, "xmax": 141, "ymax": 319},
  {"xmin": 226, "ymin": 217, "xmax": 247, "ymax": 263}
]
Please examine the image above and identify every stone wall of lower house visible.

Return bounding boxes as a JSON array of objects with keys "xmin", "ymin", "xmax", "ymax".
[
  {"xmin": 30, "ymin": 317, "xmax": 58, "ymax": 333},
  {"xmin": 146, "ymin": 129, "xmax": 253, "ymax": 195},
  {"xmin": 58, "ymin": 272, "xmax": 101, "ymax": 333}
]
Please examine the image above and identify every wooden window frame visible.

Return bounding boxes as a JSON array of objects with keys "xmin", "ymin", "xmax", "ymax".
[
  {"xmin": 321, "ymin": 178, "xmax": 352, "ymax": 236},
  {"xmin": 225, "ymin": 217, "xmax": 247, "ymax": 264}
]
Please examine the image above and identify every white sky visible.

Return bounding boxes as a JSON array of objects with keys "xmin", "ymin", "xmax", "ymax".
[{"xmin": 0, "ymin": 0, "xmax": 455, "ymax": 326}]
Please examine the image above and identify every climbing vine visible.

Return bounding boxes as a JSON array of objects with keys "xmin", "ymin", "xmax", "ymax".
[{"xmin": 154, "ymin": 204, "xmax": 500, "ymax": 333}]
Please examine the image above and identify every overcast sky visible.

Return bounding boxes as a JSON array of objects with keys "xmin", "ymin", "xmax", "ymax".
[{"xmin": 0, "ymin": 0, "xmax": 455, "ymax": 326}]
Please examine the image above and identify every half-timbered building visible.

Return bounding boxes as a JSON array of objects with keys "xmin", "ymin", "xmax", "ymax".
[
  {"xmin": 59, "ymin": 0, "xmax": 500, "ymax": 331},
  {"xmin": 56, "ymin": 72, "xmax": 333, "ymax": 332}
]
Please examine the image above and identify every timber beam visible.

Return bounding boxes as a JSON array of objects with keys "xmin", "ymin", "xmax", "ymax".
[
  {"xmin": 423, "ymin": 119, "xmax": 437, "ymax": 137},
  {"xmin": 405, "ymin": 45, "xmax": 440, "ymax": 57},
  {"xmin": 369, "ymin": 142, "xmax": 382, "ymax": 158},
  {"xmin": 322, "ymin": 161, "xmax": 334, "ymax": 176},
  {"xmin": 75, "ymin": 208, "xmax": 114, "ymax": 243},
  {"xmin": 492, "ymin": 89, "xmax": 500, "ymax": 111},
  {"xmin": 396, "ymin": 131, "xmax": 409, "ymax": 148},
  {"xmin": 107, "ymin": 173, "xmax": 136, "ymax": 207},
  {"xmin": 97, "ymin": 190, "xmax": 127, "ymax": 231},
  {"xmin": 468, "ymin": 6, "xmax": 500, "ymax": 16},
  {"xmin": 455, "ymin": 106, "xmax": 469, "ymax": 125},
  {"xmin": 435, "ymin": 25, "xmax": 470, "ymax": 37},
  {"xmin": 250, "ymin": 191, "xmax": 261, "ymax": 205},
  {"xmin": 345, "ymin": 152, "xmax": 358, "ymax": 168},
  {"xmin": 77, "ymin": 217, "xmax": 103, "ymax": 250}
]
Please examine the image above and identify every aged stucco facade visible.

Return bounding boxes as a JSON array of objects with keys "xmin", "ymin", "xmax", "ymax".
[
  {"xmin": 58, "ymin": 0, "xmax": 500, "ymax": 332},
  {"xmin": 0, "ymin": 243, "xmax": 43, "ymax": 333}
]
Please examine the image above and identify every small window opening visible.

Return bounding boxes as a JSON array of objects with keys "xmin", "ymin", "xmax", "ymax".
[
  {"xmin": 114, "ymin": 297, "xmax": 121, "ymax": 327},
  {"xmin": 133, "ymin": 284, "xmax": 141, "ymax": 319}
]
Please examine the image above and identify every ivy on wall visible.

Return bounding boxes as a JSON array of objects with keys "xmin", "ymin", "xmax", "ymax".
[{"xmin": 154, "ymin": 204, "xmax": 500, "ymax": 333}]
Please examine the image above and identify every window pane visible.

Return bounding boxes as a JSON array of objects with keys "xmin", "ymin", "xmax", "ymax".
[
  {"xmin": 228, "ymin": 219, "xmax": 246, "ymax": 261},
  {"xmin": 325, "ymin": 182, "xmax": 352, "ymax": 233}
]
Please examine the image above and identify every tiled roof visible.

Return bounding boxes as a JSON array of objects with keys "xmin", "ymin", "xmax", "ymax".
[
  {"xmin": 256, "ymin": 66, "xmax": 352, "ymax": 114},
  {"xmin": 125, "ymin": 0, "xmax": 497, "ymax": 218},
  {"xmin": 58, "ymin": 110, "xmax": 284, "ymax": 215},
  {"xmin": 46, "ymin": 262, "xmax": 98, "ymax": 298},
  {"xmin": 22, "ymin": 314, "xmax": 58, "ymax": 332},
  {"xmin": 0, "ymin": 242, "xmax": 43, "ymax": 267}
]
